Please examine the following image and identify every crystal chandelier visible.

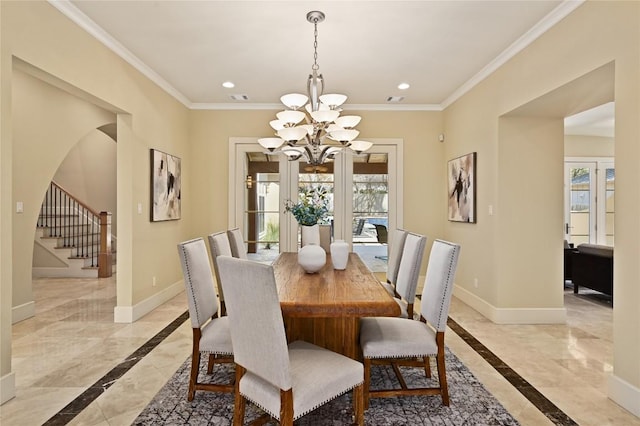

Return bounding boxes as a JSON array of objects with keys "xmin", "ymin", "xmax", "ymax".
[{"xmin": 258, "ymin": 11, "xmax": 372, "ymax": 166}]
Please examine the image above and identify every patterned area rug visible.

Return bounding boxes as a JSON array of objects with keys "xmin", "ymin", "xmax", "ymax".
[{"xmin": 135, "ymin": 348, "xmax": 519, "ymax": 425}]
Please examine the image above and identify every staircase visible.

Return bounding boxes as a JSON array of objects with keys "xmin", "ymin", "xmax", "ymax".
[{"xmin": 33, "ymin": 182, "xmax": 116, "ymax": 278}]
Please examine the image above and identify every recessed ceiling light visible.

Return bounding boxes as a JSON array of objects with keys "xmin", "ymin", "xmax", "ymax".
[
  {"xmin": 222, "ymin": 81, "xmax": 235, "ymax": 88},
  {"xmin": 397, "ymin": 83, "xmax": 410, "ymax": 90}
]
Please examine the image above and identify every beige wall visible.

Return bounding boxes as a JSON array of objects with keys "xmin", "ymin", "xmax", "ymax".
[
  {"xmin": 443, "ymin": 0, "xmax": 639, "ymax": 403},
  {"xmin": 496, "ymin": 116, "xmax": 565, "ymax": 309},
  {"xmin": 0, "ymin": 0, "xmax": 11, "ymax": 389},
  {"xmin": 565, "ymin": 134, "xmax": 614, "ymax": 157},
  {"xmin": 54, "ymin": 129, "xmax": 117, "ymax": 233}
]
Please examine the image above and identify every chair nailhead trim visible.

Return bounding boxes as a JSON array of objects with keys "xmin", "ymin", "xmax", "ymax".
[
  {"xmin": 435, "ymin": 241, "xmax": 458, "ymax": 331},
  {"xmin": 181, "ymin": 241, "xmax": 202, "ymax": 327}
]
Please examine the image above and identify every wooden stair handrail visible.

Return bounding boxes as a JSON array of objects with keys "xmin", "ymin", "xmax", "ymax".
[{"xmin": 50, "ymin": 181, "xmax": 101, "ymax": 218}]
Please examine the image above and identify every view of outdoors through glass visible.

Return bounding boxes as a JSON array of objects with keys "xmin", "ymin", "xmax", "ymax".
[
  {"xmin": 568, "ymin": 165, "xmax": 614, "ymax": 246},
  {"xmin": 245, "ymin": 150, "xmax": 392, "ymax": 271}
]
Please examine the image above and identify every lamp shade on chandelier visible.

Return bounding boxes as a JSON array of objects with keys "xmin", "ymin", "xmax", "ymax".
[{"xmin": 258, "ymin": 11, "xmax": 373, "ymax": 166}]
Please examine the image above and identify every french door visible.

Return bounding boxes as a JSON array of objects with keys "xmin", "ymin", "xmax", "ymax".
[
  {"xmin": 341, "ymin": 143, "xmax": 401, "ymax": 270},
  {"xmin": 564, "ymin": 159, "xmax": 614, "ymax": 246},
  {"xmin": 230, "ymin": 138, "xmax": 403, "ymax": 270}
]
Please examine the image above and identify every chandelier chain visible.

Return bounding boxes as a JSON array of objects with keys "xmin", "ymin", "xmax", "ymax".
[{"xmin": 312, "ymin": 22, "xmax": 319, "ymax": 71}]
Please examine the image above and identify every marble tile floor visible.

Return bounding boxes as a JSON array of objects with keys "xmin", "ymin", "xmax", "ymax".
[{"xmin": 1, "ymin": 276, "xmax": 638, "ymax": 426}]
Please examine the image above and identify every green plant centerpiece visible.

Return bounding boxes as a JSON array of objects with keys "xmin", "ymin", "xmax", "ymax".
[
  {"xmin": 264, "ymin": 220, "xmax": 279, "ymax": 250},
  {"xmin": 285, "ymin": 186, "xmax": 329, "ymax": 226}
]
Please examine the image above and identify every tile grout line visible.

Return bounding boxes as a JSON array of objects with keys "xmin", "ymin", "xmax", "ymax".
[
  {"xmin": 42, "ymin": 310, "xmax": 190, "ymax": 426},
  {"xmin": 447, "ymin": 317, "xmax": 579, "ymax": 426}
]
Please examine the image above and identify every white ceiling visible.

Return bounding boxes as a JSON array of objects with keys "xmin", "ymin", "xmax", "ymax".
[
  {"xmin": 564, "ymin": 102, "xmax": 615, "ymax": 138},
  {"xmin": 53, "ymin": 1, "xmax": 611, "ymax": 136}
]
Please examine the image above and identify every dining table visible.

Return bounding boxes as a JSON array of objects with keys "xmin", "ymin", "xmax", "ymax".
[{"xmin": 272, "ymin": 251, "xmax": 400, "ymax": 360}]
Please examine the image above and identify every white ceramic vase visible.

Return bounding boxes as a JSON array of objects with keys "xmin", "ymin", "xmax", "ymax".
[
  {"xmin": 300, "ymin": 224, "xmax": 320, "ymax": 247},
  {"xmin": 298, "ymin": 244, "xmax": 326, "ymax": 273},
  {"xmin": 330, "ymin": 240, "xmax": 349, "ymax": 270}
]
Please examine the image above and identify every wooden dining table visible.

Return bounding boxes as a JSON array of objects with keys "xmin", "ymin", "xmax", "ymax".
[{"xmin": 272, "ymin": 251, "xmax": 400, "ymax": 359}]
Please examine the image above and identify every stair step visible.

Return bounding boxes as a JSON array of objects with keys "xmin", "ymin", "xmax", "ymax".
[
  {"xmin": 38, "ymin": 213, "xmax": 81, "ymax": 219},
  {"xmin": 39, "ymin": 230, "xmax": 100, "ymax": 237}
]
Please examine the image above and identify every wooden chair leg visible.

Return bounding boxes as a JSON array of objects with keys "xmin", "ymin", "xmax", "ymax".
[
  {"xmin": 207, "ymin": 354, "xmax": 215, "ymax": 374},
  {"xmin": 280, "ymin": 388, "xmax": 294, "ymax": 426},
  {"xmin": 188, "ymin": 352, "xmax": 200, "ymax": 401},
  {"xmin": 436, "ymin": 333, "xmax": 449, "ymax": 406},
  {"xmin": 353, "ymin": 383, "xmax": 364, "ymax": 425},
  {"xmin": 363, "ymin": 358, "xmax": 371, "ymax": 410},
  {"xmin": 391, "ymin": 362, "xmax": 408, "ymax": 389},
  {"xmin": 233, "ymin": 366, "xmax": 246, "ymax": 426},
  {"xmin": 188, "ymin": 329, "xmax": 202, "ymax": 401},
  {"xmin": 423, "ymin": 356, "xmax": 432, "ymax": 378}
]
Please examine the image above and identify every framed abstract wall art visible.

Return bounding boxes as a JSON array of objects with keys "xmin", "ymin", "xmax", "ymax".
[
  {"xmin": 150, "ymin": 149, "xmax": 181, "ymax": 221},
  {"xmin": 447, "ymin": 152, "xmax": 476, "ymax": 223}
]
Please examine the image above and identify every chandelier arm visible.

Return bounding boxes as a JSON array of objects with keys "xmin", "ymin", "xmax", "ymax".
[
  {"xmin": 303, "ymin": 145, "xmax": 316, "ymax": 165},
  {"xmin": 319, "ymin": 145, "xmax": 337, "ymax": 164}
]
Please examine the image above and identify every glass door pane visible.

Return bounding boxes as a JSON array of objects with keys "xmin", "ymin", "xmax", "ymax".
[
  {"xmin": 604, "ymin": 166, "xmax": 615, "ymax": 246},
  {"xmin": 565, "ymin": 163, "xmax": 597, "ymax": 245},
  {"xmin": 564, "ymin": 160, "xmax": 614, "ymax": 247},
  {"xmin": 245, "ymin": 152, "xmax": 280, "ymax": 264},
  {"xmin": 352, "ymin": 152, "xmax": 388, "ymax": 272}
]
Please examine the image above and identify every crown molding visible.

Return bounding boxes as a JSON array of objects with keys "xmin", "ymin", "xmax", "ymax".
[
  {"xmin": 191, "ymin": 103, "xmax": 443, "ymax": 111},
  {"xmin": 344, "ymin": 104, "xmax": 442, "ymax": 112},
  {"xmin": 190, "ymin": 103, "xmax": 283, "ymax": 111},
  {"xmin": 441, "ymin": 0, "xmax": 585, "ymax": 109},
  {"xmin": 47, "ymin": 0, "xmax": 191, "ymax": 107}
]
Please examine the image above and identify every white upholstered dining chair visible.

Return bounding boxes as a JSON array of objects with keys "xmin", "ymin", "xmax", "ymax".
[
  {"xmin": 207, "ymin": 231, "xmax": 232, "ymax": 316},
  {"xmin": 177, "ymin": 238, "xmax": 234, "ymax": 401},
  {"xmin": 227, "ymin": 227, "xmax": 248, "ymax": 259},
  {"xmin": 380, "ymin": 228, "xmax": 408, "ymax": 297},
  {"xmin": 359, "ymin": 239, "xmax": 460, "ymax": 408},
  {"xmin": 392, "ymin": 232, "xmax": 427, "ymax": 319},
  {"xmin": 216, "ymin": 256, "xmax": 365, "ymax": 426}
]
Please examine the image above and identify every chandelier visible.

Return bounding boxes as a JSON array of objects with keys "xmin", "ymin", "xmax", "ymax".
[{"xmin": 258, "ymin": 11, "xmax": 372, "ymax": 167}]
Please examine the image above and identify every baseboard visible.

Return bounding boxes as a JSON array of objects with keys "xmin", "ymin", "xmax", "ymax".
[
  {"xmin": 453, "ymin": 285, "xmax": 567, "ymax": 324},
  {"xmin": 114, "ymin": 280, "xmax": 183, "ymax": 323},
  {"xmin": 32, "ymin": 267, "xmax": 97, "ymax": 278},
  {"xmin": 0, "ymin": 372, "xmax": 15, "ymax": 405},
  {"xmin": 608, "ymin": 374, "xmax": 640, "ymax": 417},
  {"xmin": 12, "ymin": 301, "xmax": 35, "ymax": 324}
]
